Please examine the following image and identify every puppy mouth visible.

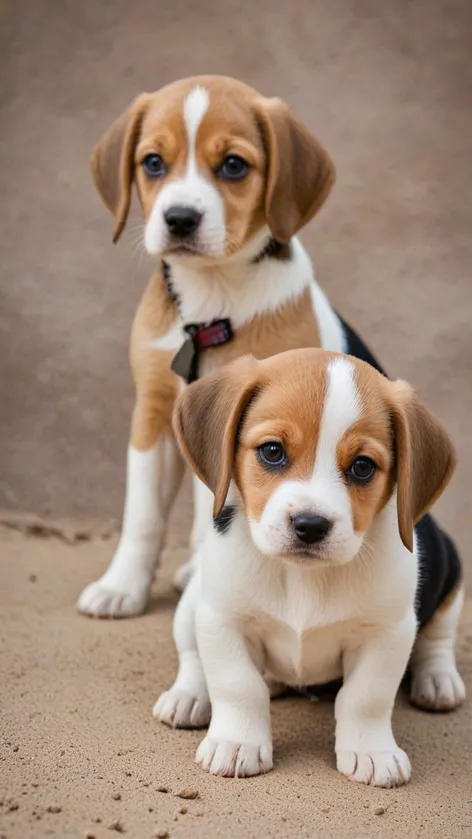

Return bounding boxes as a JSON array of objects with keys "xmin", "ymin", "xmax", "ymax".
[
  {"xmin": 163, "ymin": 240, "xmax": 201, "ymax": 256},
  {"xmin": 280, "ymin": 542, "xmax": 329, "ymax": 562}
]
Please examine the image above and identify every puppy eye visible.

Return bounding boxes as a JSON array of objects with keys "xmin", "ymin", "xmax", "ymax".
[
  {"xmin": 142, "ymin": 153, "xmax": 167, "ymax": 178},
  {"xmin": 347, "ymin": 456, "xmax": 377, "ymax": 484},
  {"xmin": 215, "ymin": 155, "xmax": 249, "ymax": 182},
  {"xmin": 257, "ymin": 441, "xmax": 287, "ymax": 468}
]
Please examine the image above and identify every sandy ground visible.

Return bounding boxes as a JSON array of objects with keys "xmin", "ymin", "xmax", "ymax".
[{"xmin": 1, "ymin": 511, "xmax": 471, "ymax": 839}]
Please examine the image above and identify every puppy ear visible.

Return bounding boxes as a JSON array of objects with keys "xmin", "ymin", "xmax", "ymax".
[
  {"xmin": 173, "ymin": 356, "xmax": 259, "ymax": 516},
  {"xmin": 254, "ymin": 97, "xmax": 335, "ymax": 243},
  {"xmin": 90, "ymin": 94, "xmax": 151, "ymax": 243},
  {"xmin": 390, "ymin": 381, "xmax": 456, "ymax": 552}
]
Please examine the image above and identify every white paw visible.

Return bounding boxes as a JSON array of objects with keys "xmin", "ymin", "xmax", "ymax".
[
  {"xmin": 336, "ymin": 748, "xmax": 411, "ymax": 788},
  {"xmin": 410, "ymin": 664, "xmax": 466, "ymax": 711},
  {"xmin": 173, "ymin": 557, "xmax": 197, "ymax": 592},
  {"xmin": 196, "ymin": 736, "xmax": 273, "ymax": 778},
  {"xmin": 153, "ymin": 688, "xmax": 211, "ymax": 729},
  {"xmin": 77, "ymin": 579, "xmax": 148, "ymax": 618}
]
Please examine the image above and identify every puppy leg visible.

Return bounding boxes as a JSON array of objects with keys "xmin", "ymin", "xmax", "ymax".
[
  {"xmin": 195, "ymin": 606, "xmax": 272, "ymax": 778},
  {"xmin": 335, "ymin": 612, "xmax": 416, "ymax": 788},
  {"xmin": 153, "ymin": 572, "xmax": 211, "ymax": 728},
  {"xmin": 78, "ymin": 434, "xmax": 184, "ymax": 617},
  {"xmin": 410, "ymin": 585, "xmax": 465, "ymax": 711},
  {"xmin": 173, "ymin": 477, "xmax": 213, "ymax": 592}
]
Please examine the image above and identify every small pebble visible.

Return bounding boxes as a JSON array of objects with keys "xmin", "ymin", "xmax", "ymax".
[
  {"xmin": 148, "ymin": 807, "xmax": 154, "ymax": 813},
  {"xmin": 28, "ymin": 574, "xmax": 37, "ymax": 583},
  {"xmin": 93, "ymin": 817, "xmax": 102, "ymax": 823},
  {"xmin": 13, "ymin": 746, "xmax": 19, "ymax": 753},
  {"xmin": 321, "ymin": 807, "xmax": 330, "ymax": 814},
  {"xmin": 156, "ymin": 786, "xmax": 168, "ymax": 794},
  {"xmin": 108, "ymin": 820, "xmax": 124, "ymax": 832},
  {"xmin": 84, "ymin": 833, "xmax": 96, "ymax": 839},
  {"xmin": 125, "ymin": 772, "xmax": 132, "ymax": 777},
  {"xmin": 8, "ymin": 804, "xmax": 19, "ymax": 812},
  {"xmin": 155, "ymin": 832, "xmax": 169, "ymax": 839},
  {"xmin": 47, "ymin": 805, "xmax": 62, "ymax": 813},
  {"xmin": 176, "ymin": 789, "xmax": 198, "ymax": 800},
  {"xmin": 195, "ymin": 812, "xmax": 204, "ymax": 817},
  {"xmin": 373, "ymin": 806, "xmax": 386, "ymax": 816},
  {"xmin": 111, "ymin": 792, "xmax": 121, "ymax": 801},
  {"xmin": 179, "ymin": 807, "xmax": 188, "ymax": 815}
]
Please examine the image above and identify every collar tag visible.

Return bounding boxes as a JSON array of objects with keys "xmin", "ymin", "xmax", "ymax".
[{"xmin": 171, "ymin": 318, "xmax": 234, "ymax": 384}]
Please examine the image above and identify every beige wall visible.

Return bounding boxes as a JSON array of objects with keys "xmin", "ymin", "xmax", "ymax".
[{"xmin": 1, "ymin": 1, "xmax": 471, "ymax": 575}]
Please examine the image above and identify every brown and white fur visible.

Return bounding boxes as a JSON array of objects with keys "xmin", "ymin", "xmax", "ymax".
[
  {"xmin": 77, "ymin": 75, "xmax": 341, "ymax": 618},
  {"xmin": 154, "ymin": 350, "xmax": 465, "ymax": 786}
]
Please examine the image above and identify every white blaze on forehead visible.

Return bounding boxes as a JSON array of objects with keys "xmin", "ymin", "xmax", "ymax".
[
  {"xmin": 144, "ymin": 84, "xmax": 226, "ymax": 257},
  {"xmin": 248, "ymin": 357, "xmax": 365, "ymax": 559},
  {"xmin": 313, "ymin": 357, "xmax": 361, "ymax": 484},
  {"xmin": 183, "ymin": 86, "xmax": 210, "ymax": 173}
]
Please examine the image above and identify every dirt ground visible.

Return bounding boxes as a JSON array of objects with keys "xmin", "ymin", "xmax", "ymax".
[
  {"xmin": 1, "ymin": 520, "xmax": 471, "ymax": 839},
  {"xmin": 1, "ymin": 0, "xmax": 472, "ymax": 837}
]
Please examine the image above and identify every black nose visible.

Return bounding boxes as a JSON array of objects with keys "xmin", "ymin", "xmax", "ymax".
[
  {"xmin": 292, "ymin": 513, "xmax": 332, "ymax": 545},
  {"xmin": 164, "ymin": 205, "xmax": 202, "ymax": 237}
]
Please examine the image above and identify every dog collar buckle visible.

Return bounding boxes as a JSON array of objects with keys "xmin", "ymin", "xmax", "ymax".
[{"xmin": 171, "ymin": 318, "xmax": 234, "ymax": 384}]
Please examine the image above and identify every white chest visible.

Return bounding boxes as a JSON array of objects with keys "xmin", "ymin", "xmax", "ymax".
[
  {"xmin": 254, "ymin": 615, "xmax": 347, "ymax": 686},
  {"xmin": 238, "ymin": 581, "xmax": 367, "ymax": 687}
]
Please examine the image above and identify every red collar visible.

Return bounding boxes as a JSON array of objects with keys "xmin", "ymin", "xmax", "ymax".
[{"xmin": 171, "ymin": 318, "xmax": 233, "ymax": 383}]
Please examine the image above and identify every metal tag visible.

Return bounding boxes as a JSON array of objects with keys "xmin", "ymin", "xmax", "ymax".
[{"xmin": 171, "ymin": 337, "xmax": 198, "ymax": 383}]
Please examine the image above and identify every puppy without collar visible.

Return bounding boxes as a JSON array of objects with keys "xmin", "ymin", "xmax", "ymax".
[{"xmin": 155, "ymin": 349, "xmax": 465, "ymax": 786}]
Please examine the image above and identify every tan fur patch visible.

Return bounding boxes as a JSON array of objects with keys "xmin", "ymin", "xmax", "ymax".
[
  {"xmin": 129, "ymin": 266, "xmax": 179, "ymax": 451},
  {"xmin": 202, "ymin": 287, "xmax": 321, "ymax": 373}
]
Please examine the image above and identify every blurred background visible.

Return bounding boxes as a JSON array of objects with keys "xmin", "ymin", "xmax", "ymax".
[{"xmin": 1, "ymin": 0, "xmax": 471, "ymax": 581}]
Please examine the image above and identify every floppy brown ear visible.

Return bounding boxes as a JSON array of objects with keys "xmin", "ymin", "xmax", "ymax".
[
  {"xmin": 253, "ymin": 97, "xmax": 335, "ymax": 243},
  {"xmin": 173, "ymin": 356, "xmax": 260, "ymax": 516},
  {"xmin": 90, "ymin": 94, "xmax": 151, "ymax": 243},
  {"xmin": 390, "ymin": 381, "xmax": 457, "ymax": 552}
]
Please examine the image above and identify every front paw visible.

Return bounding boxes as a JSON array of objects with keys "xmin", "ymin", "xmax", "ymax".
[
  {"xmin": 336, "ymin": 748, "xmax": 411, "ymax": 788},
  {"xmin": 77, "ymin": 578, "xmax": 149, "ymax": 618},
  {"xmin": 196, "ymin": 736, "xmax": 273, "ymax": 778},
  {"xmin": 153, "ymin": 688, "xmax": 210, "ymax": 729}
]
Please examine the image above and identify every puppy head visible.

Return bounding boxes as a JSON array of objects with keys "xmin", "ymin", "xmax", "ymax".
[
  {"xmin": 91, "ymin": 75, "xmax": 335, "ymax": 259},
  {"xmin": 174, "ymin": 349, "xmax": 456, "ymax": 565}
]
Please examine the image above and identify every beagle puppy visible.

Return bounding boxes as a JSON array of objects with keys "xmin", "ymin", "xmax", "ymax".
[{"xmin": 154, "ymin": 349, "xmax": 465, "ymax": 787}]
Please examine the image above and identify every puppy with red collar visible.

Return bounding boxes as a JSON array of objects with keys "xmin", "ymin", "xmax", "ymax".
[{"xmin": 155, "ymin": 349, "xmax": 465, "ymax": 787}]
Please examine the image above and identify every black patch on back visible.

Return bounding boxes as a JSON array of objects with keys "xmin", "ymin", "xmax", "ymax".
[
  {"xmin": 213, "ymin": 505, "xmax": 236, "ymax": 535},
  {"xmin": 414, "ymin": 514, "xmax": 462, "ymax": 629},
  {"xmin": 336, "ymin": 314, "xmax": 386, "ymax": 376}
]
